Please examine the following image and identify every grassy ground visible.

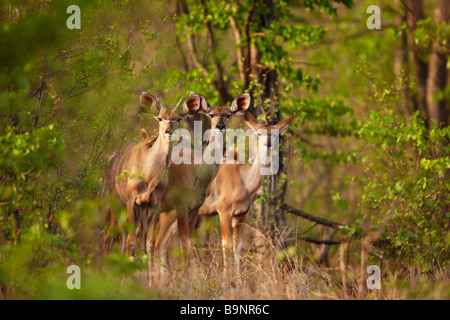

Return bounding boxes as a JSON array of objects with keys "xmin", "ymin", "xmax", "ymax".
[
  {"xmin": 128, "ymin": 224, "xmax": 450, "ymax": 300},
  {"xmin": 0, "ymin": 214, "xmax": 448, "ymax": 300}
]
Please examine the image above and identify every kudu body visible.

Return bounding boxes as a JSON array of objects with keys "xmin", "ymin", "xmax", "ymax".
[
  {"xmin": 102, "ymin": 92, "xmax": 201, "ymax": 256},
  {"xmin": 193, "ymin": 112, "xmax": 294, "ymax": 274},
  {"xmin": 148, "ymin": 93, "xmax": 251, "ymax": 278}
]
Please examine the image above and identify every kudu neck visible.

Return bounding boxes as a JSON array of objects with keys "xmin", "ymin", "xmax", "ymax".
[{"xmin": 149, "ymin": 133, "xmax": 173, "ymax": 169}]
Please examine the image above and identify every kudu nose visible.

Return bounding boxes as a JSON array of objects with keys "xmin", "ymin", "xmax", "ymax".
[{"xmin": 216, "ymin": 125, "xmax": 225, "ymax": 131}]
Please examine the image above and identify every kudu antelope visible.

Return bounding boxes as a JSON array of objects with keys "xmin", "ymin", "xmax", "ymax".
[
  {"xmin": 193, "ymin": 112, "xmax": 294, "ymax": 275},
  {"xmin": 102, "ymin": 92, "xmax": 201, "ymax": 256},
  {"xmin": 148, "ymin": 93, "xmax": 251, "ymax": 278}
]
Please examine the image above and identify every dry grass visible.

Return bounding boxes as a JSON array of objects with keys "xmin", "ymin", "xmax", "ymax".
[{"xmin": 131, "ymin": 224, "xmax": 450, "ymax": 300}]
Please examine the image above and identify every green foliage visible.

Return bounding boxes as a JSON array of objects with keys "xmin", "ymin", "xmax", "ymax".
[
  {"xmin": 0, "ymin": 223, "xmax": 158, "ymax": 299},
  {"xmin": 0, "ymin": 0, "xmax": 167, "ymax": 298},
  {"xmin": 302, "ymin": 0, "xmax": 354, "ymax": 18},
  {"xmin": 170, "ymin": 0, "xmax": 353, "ymax": 105},
  {"xmin": 356, "ymin": 84, "xmax": 449, "ymax": 272},
  {"xmin": 410, "ymin": 17, "xmax": 450, "ymax": 50},
  {"xmin": 0, "ymin": 125, "xmax": 64, "ymax": 241},
  {"xmin": 0, "ymin": 0, "xmax": 448, "ymax": 300}
]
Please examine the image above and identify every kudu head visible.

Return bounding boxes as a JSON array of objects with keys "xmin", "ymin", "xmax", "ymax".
[
  {"xmin": 244, "ymin": 112, "xmax": 294, "ymax": 151},
  {"xmin": 139, "ymin": 92, "xmax": 201, "ymax": 141},
  {"xmin": 189, "ymin": 92, "xmax": 251, "ymax": 133}
]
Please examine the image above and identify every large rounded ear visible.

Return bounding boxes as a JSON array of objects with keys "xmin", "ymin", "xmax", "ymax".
[
  {"xmin": 140, "ymin": 128, "xmax": 151, "ymax": 141},
  {"xmin": 189, "ymin": 91, "xmax": 210, "ymax": 114},
  {"xmin": 179, "ymin": 94, "xmax": 201, "ymax": 117},
  {"xmin": 139, "ymin": 92, "xmax": 164, "ymax": 114},
  {"xmin": 244, "ymin": 112, "xmax": 263, "ymax": 133},
  {"xmin": 274, "ymin": 114, "xmax": 294, "ymax": 134},
  {"xmin": 230, "ymin": 93, "xmax": 251, "ymax": 115}
]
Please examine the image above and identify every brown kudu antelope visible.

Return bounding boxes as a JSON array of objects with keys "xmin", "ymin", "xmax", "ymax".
[
  {"xmin": 193, "ymin": 112, "xmax": 294, "ymax": 275},
  {"xmin": 148, "ymin": 93, "xmax": 251, "ymax": 279},
  {"xmin": 101, "ymin": 92, "xmax": 201, "ymax": 257}
]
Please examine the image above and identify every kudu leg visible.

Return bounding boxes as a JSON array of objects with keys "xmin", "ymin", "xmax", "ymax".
[
  {"xmin": 177, "ymin": 211, "xmax": 191, "ymax": 267},
  {"xmin": 146, "ymin": 214, "xmax": 158, "ymax": 286},
  {"xmin": 232, "ymin": 215, "xmax": 246, "ymax": 276},
  {"xmin": 158, "ymin": 219, "xmax": 178, "ymax": 283},
  {"xmin": 119, "ymin": 231, "xmax": 126, "ymax": 254},
  {"xmin": 103, "ymin": 208, "xmax": 115, "ymax": 256},
  {"xmin": 219, "ymin": 212, "xmax": 233, "ymax": 278},
  {"xmin": 154, "ymin": 210, "xmax": 177, "ymax": 282},
  {"xmin": 140, "ymin": 213, "xmax": 148, "ymax": 253},
  {"xmin": 125, "ymin": 201, "xmax": 136, "ymax": 257}
]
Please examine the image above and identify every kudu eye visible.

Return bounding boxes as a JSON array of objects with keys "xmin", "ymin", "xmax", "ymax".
[
  {"xmin": 157, "ymin": 117, "xmax": 162, "ymax": 122},
  {"xmin": 226, "ymin": 114, "xmax": 232, "ymax": 118},
  {"xmin": 208, "ymin": 114, "xmax": 214, "ymax": 118}
]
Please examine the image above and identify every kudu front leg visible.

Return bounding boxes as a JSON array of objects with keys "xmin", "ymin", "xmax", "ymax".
[
  {"xmin": 102, "ymin": 208, "xmax": 115, "ymax": 256},
  {"xmin": 125, "ymin": 200, "xmax": 137, "ymax": 257},
  {"xmin": 154, "ymin": 210, "xmax": 177, "ymax": 282},
  {"xmin": 232, "ymin": 214, "xmax": 246, "ymax": 278},
  {"xmin": 176, "ymin": 210, "xmax": 191, "ymax": 268},
  {"xmin": 136, "ymin": 177, "xmax": 161, "ymax": 206},
  {"xmin": 219, "ymin": 212, "xmax": 233, "ymax": 279},
  {"xmin": 104, "ymin": 207, "xmax": 126, "ymax": 254},
  {"xmin": 146, "ymin": 213, "xmax": 158, "ymax": 286}
]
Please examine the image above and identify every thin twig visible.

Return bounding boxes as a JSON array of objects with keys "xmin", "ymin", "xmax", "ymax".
[{"xmin": 66, "ymin": 73, "xmax": 110, "ymax": 99}]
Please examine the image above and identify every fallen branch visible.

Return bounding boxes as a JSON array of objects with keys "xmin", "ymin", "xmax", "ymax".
[
  {"xmin": 300, "ymin": 237, "xmax": 342, "ymax": 245},
  {"xmin": 281, "ymin": 203, "xmax": 346, "ymax": 230}
]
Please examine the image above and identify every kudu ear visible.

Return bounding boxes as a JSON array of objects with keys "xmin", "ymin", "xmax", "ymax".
[
  {"xmin": 189, "ymin": 91, "xmax": 210, "ymax": 114},
  {"xmin": 139, "ymin": 92, "xmax": 164, "ymax": 114},
  {"xmin": 140, "ymin": 128, "xmax": 151, "ymax": 141},
  {"xmin": 179, "ymin": 94, "xmax": 201, "ymax": 117},
  {"xmin": 244, "ymin": 112, "xmax": 263, "ymax": 133},
  {"xmin": 274, "ymin": 114, "xmax": 294, "ymax": 134},
  {"xmin": 230, "ymin": 93, "xmax": 251, "ymax": 115}
]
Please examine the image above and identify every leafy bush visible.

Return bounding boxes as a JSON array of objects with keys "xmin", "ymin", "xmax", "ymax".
[
  {"xmin": 356, "ymin": 80, "xmax": 449, "ymax": 272},
  {"xmin": 0, "ymin": 125, "xmax": 64, "ymax": 241}
]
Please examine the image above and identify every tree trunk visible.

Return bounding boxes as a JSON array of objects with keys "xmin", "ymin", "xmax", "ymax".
[
  {"xmin": 426, "ymin": 0, "xmax": 449, "ymax": 128},
  {"xmin": 250, "ymin": 0, "xmax": 289, "ymax": 247},
  {"xmin": 394, "ymin": 0, "xmax": 414, "ymax": 118},
  {"xmin": 405, "ymin": 0, "xmax": 429, "ymax": 121}
]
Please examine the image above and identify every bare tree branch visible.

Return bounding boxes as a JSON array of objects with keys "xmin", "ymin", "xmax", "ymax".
[
  {"xmin": 32, "ymin": 78, "xmax": 46, "ymax": 129},
  {"xmin": 229, "ymin": 15, "xmax": 246, "ymax": 85},
  {"xmin": 281, "ymin": 202, "xmax": 346, "ymax": 230},
  {"xmin": 175, "ymin": 32, "xmax": 189, "ymax": 73},
  {"xmin": 178, "ymin": 0, "xmax": 210, "ymax": 76},
  {"xmin": 184, "ymin": 27, "xmax": 210, "ymax": 76}
]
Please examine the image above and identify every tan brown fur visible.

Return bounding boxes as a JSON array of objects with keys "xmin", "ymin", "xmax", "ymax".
[
  {"xmin": 150, "ymin": 93, "xmax": 251, "ymax": 279},
  {"xmin": 102, "ymin": 92, "xmax": 202, "ymax": 257},
  {"xmin": 195, "ymin": 112, "xmax": 294, "ymax": 275}
]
